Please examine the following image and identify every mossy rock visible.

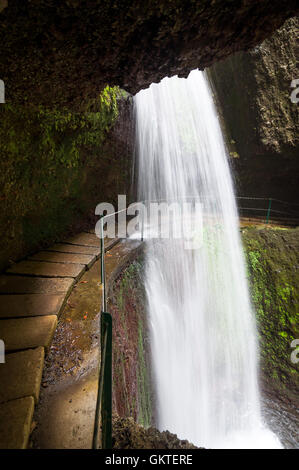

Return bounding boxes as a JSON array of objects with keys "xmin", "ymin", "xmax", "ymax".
[
  {"xmin": 109, "ymin": 255, "xmax": 153, "ymax": 428},
  {"xmin": 242, "ymin": 227, "xmax": 299, "ymax": 403},
  {"xmin": 0, "ymin": 89, "xmax": 133, "ymax": 272}
]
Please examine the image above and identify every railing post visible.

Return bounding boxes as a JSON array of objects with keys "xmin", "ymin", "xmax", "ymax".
[
  {"xmin": 100, "ymin": 216, "xmax": 107, "ymax": 312},
  {"xmin": 141, "ymin": 205, "xmax": 145, "ymax": 241},
  {"xmin": 101, "ymin": 312, "xmax": 112, "ymax": 449},
  {"xmin": 266, "ymin": 198, "xmax": 272, "ymax": 224},
  {"xmin": 92, "ymin": 311, "xmax": 112, "ymax": 449}
]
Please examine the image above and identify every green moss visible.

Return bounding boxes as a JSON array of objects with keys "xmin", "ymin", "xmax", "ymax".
[
  {"xmin": 242, "ymin": 227, "xmax": 299, "ymax": 400},
  {"xmin": 0, "ymin": 86, "xmax": 129, "ymax": 271},
  {"xmin": 278, "ymin": 331, "xmax": 288, "ymax": 339},
  {"xmin": 110, "ymin": 256, "xmax": 153, "ymax": 426},
  {"xmin": 137, "ymin": 319, "xmax": 152, "ymax": 427}
]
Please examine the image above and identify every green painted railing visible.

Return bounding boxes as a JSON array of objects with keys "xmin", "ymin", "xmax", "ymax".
[
  {"xmin": 93, "ymin": 311, "xmax": 112, "ymax": 449},
  {"xmin": 236, "ymin": 196, "xmax": 299, "ymax": 225}
]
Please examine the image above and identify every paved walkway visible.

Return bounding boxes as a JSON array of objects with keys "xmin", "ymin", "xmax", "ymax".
[
  {"xmin": 31, "ymin": 239, "xmax": 142, "ymax": 449},
  {"xmin": 0, "ymin": 231, "xmax": 118, "ymax": 449}
]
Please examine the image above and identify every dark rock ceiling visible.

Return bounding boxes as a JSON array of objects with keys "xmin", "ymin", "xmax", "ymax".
[{"xmin": 0, "ymin": 1, "xmax": 298, "ymax": 109}]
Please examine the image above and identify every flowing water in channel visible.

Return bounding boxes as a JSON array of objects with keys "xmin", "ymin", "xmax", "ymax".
[{"xmin": 133, "ymin": 70, "xmax": 282, "ymax": 448}]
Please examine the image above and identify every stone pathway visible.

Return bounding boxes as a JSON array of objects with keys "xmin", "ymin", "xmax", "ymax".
[
  {"xmin": 31, "ymin": 239, "xmax": 142, "ymax": 449},
  {"xmin": 0, "ymin": 231, "xmax": 117, "ymax": 449}
]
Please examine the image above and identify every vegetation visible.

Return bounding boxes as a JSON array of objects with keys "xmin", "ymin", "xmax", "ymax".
[
  {"xmin": 0, "ymin": 86, "xmax": 129, "ymax": 271},
  {"xmin": 110, "ymin": 257, "xmax": 152, "ymax": 427},
  {"xmin": 242, "ymin": 227, "xmax": 299, "ymax": 401}
]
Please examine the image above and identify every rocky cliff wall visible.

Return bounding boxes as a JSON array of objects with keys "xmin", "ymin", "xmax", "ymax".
[
  {"xmin": 242, "ymin": 227, "xmax": 299, "ymax": 404},
  {"xmin": 0, "ymin": 90, "xmax": 133, "ymax": 272},
  {"xmin": 109, "ymin": 253, "xmax": 153, "ymax": 428},
  {"xmin": 209, "ymin": 17, "xmax": 299, "ymax": 203}
]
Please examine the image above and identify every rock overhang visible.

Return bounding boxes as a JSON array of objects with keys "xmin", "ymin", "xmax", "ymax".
[{"xmin": 0, "ymin": 0, "xmax": 298, "ymax": 109}]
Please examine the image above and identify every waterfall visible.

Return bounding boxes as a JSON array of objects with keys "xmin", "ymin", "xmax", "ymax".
[{"xmin": 133, "ymin": 70, "xmax": 282, "ymax": 449}]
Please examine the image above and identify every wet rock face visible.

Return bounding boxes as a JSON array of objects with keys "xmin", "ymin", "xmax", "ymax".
[
  {"xmin": 0, "ymin": 93, "xmax": 133, "ymax": 272},
  {"xmin": 0, "ymin": 1, "xmax": 298, "ymax": 108},
  {"xmin": 112, "ymin": 415, "xmax": 198, "ymax": 449},
  {"xmin": 209, "ymin": 17, "xmax": 299, "ymax": 202},
  {"xmin": 109, "ymin": 255, "xmax": 153, "ymax": 428},
  {"xmin": 242, "ymin": 227, "xmax": 299, "ymax": 404}
]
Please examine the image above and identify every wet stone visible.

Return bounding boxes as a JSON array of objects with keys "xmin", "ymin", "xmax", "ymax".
[
  {"xmin": 6, "ymin": 260, "xmax": 85, "ymax": 280},
  {"xmin": 28, "ymin": 251, "xmax": 95, "ymax": 269},
  {"xmin": 47, "ymin": 243, "xmax": 100, "ymax": 256},
  {"xmin": 0, "ymin": 294, "xmax": 65, "ymax": 318},
  {"xmin": 0, "ymin": 397, "xmax": 34, "ymax": 449},
  {"xmin": 0, "ymin": 275, "xmax": 74, "ymax": 295},
  {"xmin": 0, "ymin": 315, "xmax": 57, "ymax": 352},
  {"xmin": 0, "ymin": 347, "xmax": 45, "ymax": 404},
  {"xmin": 63, "ymin": 233, "xmax": 100, "ymax": 248}
]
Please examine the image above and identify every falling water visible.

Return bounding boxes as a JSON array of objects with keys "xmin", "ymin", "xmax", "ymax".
[{"xmin": 134, "ymin": 70, "xmax": 282, "ymax": 448}]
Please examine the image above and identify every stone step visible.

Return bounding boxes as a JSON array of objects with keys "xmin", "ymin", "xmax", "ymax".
[
  {"xmin": 47, "ymin": 243, "xmax": 100, "ymax": 256},
  {"xmin": 6, "ymin": 260, "xmax": 85, "ymax": 280},
  {"xmin": 0, "ymin": 397, "xmax": 34, "ymax": 449},
  {"xmin": 0, "ymin": 231, "xmax": 122, "ymax": 450},
  {"xmin": 28, "ymin": 251, "xmax": 95, "ymax": 269},
  {"xmin": 105, "ymin": 238, "xmax": 120, "ymax": 251},
  {"xmin": 0, "ymin": 275, "xmax": 74, "ymax": 295},
  {"xmin": 0, "ymin": 347, "xmax": 44, "ymax": 404},
  {"xmin": 0, "ymin": 315, "xmax": 57, "ymax": 352},
  {"xmin": 63, "ymin": 232, "xmax": 100, "ymax": 247},
  {"xmin": 0, "ymin": 294, "xmax": 65, "ymax": 318}
]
